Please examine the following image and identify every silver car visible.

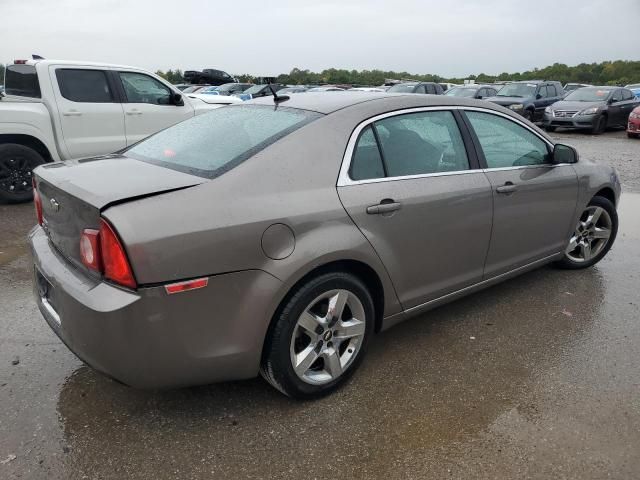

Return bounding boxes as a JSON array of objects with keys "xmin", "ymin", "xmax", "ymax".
[{"xmin": 30, "ymin": 93, "xmax": 621, "ymax": 398}]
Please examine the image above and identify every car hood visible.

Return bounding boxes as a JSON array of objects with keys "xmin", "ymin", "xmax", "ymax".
[
  {"xmin": 486, "ymin": 96, "xmax": 531, "ymax": 105},
  {"xmin": 550, "ymin": 100, "xmax": 605, "ymax": 111}
]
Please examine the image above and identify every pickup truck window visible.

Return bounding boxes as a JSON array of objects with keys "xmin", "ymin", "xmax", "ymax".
[
  {"xmin": 5, "ymin": 65, "xmax": 41, "ymax": 98},
  {"xmin": 56, "ymin": 69, "xmax": 114, "ymax": 103},
  {"xmin": 118, "ymin": 72, "xmax": 172, "ymax": 105}
]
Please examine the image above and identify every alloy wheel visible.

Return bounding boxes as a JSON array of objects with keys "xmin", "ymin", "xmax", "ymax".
[
  {"xmin": 0, "ymin": 156, "xmax": 32, "ymax": 195},
  {"xmin": 290, "ymin": 289, "xmax": 366, "ymax": 385},
  {"xmin": 566, "ymin": 205, "xmax": 612, "ymax": 263}
]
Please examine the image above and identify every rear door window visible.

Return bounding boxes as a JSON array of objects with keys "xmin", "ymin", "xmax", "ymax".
[
  {"xmin": 4, "ymin": 64, "xmax": 41, "ymax": 98},
  {"xmin": 350, "ymin": 126, "xmax": 385, "ymax": 180},
  {"xmin": 56, "ymin": 69, "xmax": 114, "ymax": 103},
  {"xmin": 373, "ymin": 110, "xmax": 470, "ymax": 177}
]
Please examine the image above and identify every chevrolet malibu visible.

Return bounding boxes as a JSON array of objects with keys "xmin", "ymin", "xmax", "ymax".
[{"xmin": 30, "ymin": 93, "xmax": 621, "ymax": 398}]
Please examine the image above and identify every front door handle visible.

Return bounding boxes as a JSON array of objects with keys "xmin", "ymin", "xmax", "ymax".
[
  {"xmin": 126, "ymin": 110, "xmax": 143, "ymax": 116},
  {"xmin": 367, "ymin": 200, "xmax": 402, "ymax": 215},
  {"xmin": 496, "ymin": 182, "xmax": 517, "ymax": 194},
  {"xmin": 63, "ymin": 110, "xmax": 82, "ymax": 116}
]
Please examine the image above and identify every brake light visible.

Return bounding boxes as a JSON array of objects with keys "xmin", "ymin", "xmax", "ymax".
[
  {"xmin": 99, "ymin": 219, "xmax": 137, "ymax": 289},
  {"xmin": 78, "ymin": 219, "xmax": 136, "ymax": 288},
  {"xmin": 14, "ymin": 59, "xmax": 27, "ymax": 64},
  {"xmin": 33, "ymin": 178, "xmax": 43, "ymax": 226}
]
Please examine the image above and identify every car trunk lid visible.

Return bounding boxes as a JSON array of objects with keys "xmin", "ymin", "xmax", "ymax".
[{"xmin": 34, "ymin": 155, "xmax": 205, "ymax": 272}]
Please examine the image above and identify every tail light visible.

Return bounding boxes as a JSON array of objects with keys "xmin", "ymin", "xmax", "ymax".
[
  {"xmin": 33, "ymin": 177, "xmax": 43, "ymax": 226},
  {"xmin": 80, "ymin": 219, "xmax": 137, "ymax": 289}
]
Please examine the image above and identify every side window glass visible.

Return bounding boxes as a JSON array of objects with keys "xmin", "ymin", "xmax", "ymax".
[
  {"xmin": 374, "ymin": 110, "xmax": 469, "ymax": 177},
  {"xmin": 119, "ymin": 72, "xmax": 172, "ymax": 105},
  {"xmin": 537, "ymin": 86, "xmax": 548, "ymax": 99},
  {"xmin": 415, "ymin": 85, "xmax": 426, "ymax": 94},
  {"xmin": 548, "ymin": 85, "xmax": 557, "ymax": 97},
  {"xmin": 56, "ymin": 69, "xmax": 113, "ymax": 103},
  {"xmin": 466, "ymin": 111, "xmax": 549, "ymax": 168},
  {"xmin": 426, "ymin": 85, "xmax": 436, "ymax": 94},
  {"xmin": 612, "ymin": 90, "xmax": 623, "ymax": 102},
  {"xmin": 350, "ymin": 126, "xmax": 385, "ymax": 181},
  {"xmin": 623, "ymin": 89, "xmax": 634, "ymax": 100}
]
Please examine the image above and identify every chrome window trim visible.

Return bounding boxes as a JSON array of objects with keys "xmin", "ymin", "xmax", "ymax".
[{"xmin": 337, "ymin": 105, "xmax": 556, "ymax": 187}]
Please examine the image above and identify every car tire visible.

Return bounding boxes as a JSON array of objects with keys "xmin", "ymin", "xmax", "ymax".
[
  {"xmin": 545, "ymin": 126, "xmax": 557, "ymax": 132},
  {"xmin": 0, "ymin": 143, "xmax": 46, "ymax": 203},
  {"xmin": 628, "ymin": 132, "xmax": 638, "ymax": 139},
  {"xmin": 260, "ymin": 271, "xmax": 375, "ymax": 399},
  {"xmin": 554, "ymin": 196, "xmax": 618, "ymax": 270},
  {"xmin": 591, "ymin": 115, "xmax": 607, "ymax": 135}
]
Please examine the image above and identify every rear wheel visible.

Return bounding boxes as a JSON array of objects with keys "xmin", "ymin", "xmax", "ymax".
[
  {"xmin": 591, "ymin": 115, "xmax": 607, "ymax": 135},
  {"xmin": 523, "ymin": 109, "xmax": 534, "ymax": 122},
  {"xmin": 555, "ymin": 196, "xmax": 617, "ymax": 269},
  {"xmin": 0, "ymin": 144, "xmax": 45, "ymax": 203},
  {"xmin": 261, "ymin": 271, "xmax": 374, "ymax": 398}
]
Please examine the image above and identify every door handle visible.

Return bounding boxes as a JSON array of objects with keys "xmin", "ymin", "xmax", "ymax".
[
  {"xmin": 496, "ymin": 182, "xmax": 517, "ymax": 194},
  {"xmin": 126, "ymin": 110, "xmax": 142, "ymax": 115},
  {"xmin": 366, "ymin": 200, "xmax": 402, "ymax": 215},
  {"xmin": 63, "ymin": 110, "xmax": 82, "ymax": 116}
]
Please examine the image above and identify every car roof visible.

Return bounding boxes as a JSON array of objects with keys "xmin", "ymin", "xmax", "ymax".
[{"xmin": 247, "ymin": 91, "xmax": 542, "ymax": 116}]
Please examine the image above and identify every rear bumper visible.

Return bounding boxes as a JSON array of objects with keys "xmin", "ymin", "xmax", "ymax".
[
  {"xmin": 29, "ymin": 226, "xmax": 282, "ymax": 389},
  {"xmin": 543, "ymin": 113, "xmax": 598, "ymax": 129}
]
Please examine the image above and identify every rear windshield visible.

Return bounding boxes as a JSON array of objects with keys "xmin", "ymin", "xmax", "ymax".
[
  {"xmin": 445, "ymin": 87, "xmax": 477, "ymax": 97},
  {"xmin": 387, "ymin": 84, "xmax": 417, "ymax": 93},
  {"xmin": 125, "ymin": 105, "xmax": 322, "ymax": 178},
  {"xmin": 5, "ymin": 64, "xmax": 41, "ymax": 98}
]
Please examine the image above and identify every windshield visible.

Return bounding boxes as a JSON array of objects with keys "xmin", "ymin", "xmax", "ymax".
[
  {"xmin": 182, "ymin": 86, "xmax": 203, "ymax": 93},
  {"xmin": 387, "ymin": 84, "xmax": 417, "ymax": 93},
  {"xmin": 564, "ymin": 88, "xmax": 613, "ymax": 102},
  {"xmin": 126, "ymin": 105, "xmax": 322, "ymax": 178},
  {"xmin": 445, "ymin": 87, "xmax": 477, "ymax": 97},
  {"xmin": 496, "ymin": 83, "xmax": 536, "ymax": 97}
]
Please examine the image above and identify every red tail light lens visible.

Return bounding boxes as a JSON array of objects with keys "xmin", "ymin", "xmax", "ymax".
[
  {"xmin": 33, "ymin": 178, "xmax": 43, "ymax": 226},
  {"xmin": 99, "ymin": 219, "xmax": 137, "ymax": 289},
  {"xmin": 80, "ymin": 229, "xmax": 101, "ymax": 271}
]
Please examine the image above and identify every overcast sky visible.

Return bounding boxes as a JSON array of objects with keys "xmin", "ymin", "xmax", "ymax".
[{"xmin": 2, "ymin": 0, "xmax": 639, "ymax": 77}]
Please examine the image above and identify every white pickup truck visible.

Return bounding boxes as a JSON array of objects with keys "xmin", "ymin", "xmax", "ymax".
[{"xmin": 0, "ymin": 59, "xmax": 241, "ymax": 202}]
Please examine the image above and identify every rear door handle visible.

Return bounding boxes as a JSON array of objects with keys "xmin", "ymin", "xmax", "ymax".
[
  {"xmin": 63, "ymin": 110, "xmax": 82, "ymax": 116},
  {"xmin": 496, "ymin": 182, "xmax": 517, "ymax": 194},
  {"xmin": 366, "ymin": 200, "xmax": 402, "ymax": 215}
]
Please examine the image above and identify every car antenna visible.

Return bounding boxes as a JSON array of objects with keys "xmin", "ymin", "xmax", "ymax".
[
  {"xmin": 32, "ymin": 54, "xmax": 45, "ymax": 60},
  {"xmin": 267, "ymin": 82, "xmax": 289, "ymax": 103}
]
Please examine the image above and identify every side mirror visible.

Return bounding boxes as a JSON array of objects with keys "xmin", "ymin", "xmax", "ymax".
[
  {"xmin": 536, "ymin": 93, "xmax": 542, "ymax": 99},
  {"xmin": 477, "ymin": 95, "xmax": 483, "ymax": 99},
  {"xmin": 607, "ymin": 97, "xmax": 615, "ymax": 105},
  {"xmin": 171, "ymin": 92, "xmax": 184, "ymax": 106},
  {"xmin": 552, "ymin": 143, "xmax": 578, "ymax": 164}
]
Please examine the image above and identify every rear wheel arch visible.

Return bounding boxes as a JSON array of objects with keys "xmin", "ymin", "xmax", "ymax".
[
  {"xmin": 0, "ymin": 134, "xmax": 53, "ymax": 163},
  {"xmin": 262, "ymin": 259, "xmax": 385, "ymax": 360}
]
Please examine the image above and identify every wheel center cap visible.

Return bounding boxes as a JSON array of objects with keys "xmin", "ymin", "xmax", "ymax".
[{"xmin": 323, "ymin": 330, "xmax": 333, "ymax": 341}]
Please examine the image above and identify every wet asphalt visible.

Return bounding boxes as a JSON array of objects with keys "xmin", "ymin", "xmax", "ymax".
[{"xmin": 1, "ymin": 130, "xmax": 639, "ymax": 479}]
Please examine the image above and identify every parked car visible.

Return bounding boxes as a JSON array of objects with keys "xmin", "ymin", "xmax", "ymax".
[
  {"xmin": 0, "ymin": 60, "xmax": 225, "ymax": 203},
  {"xmin": 439, "ymin": 82, "xmax": 458, "ymax": 91},
  {"xmin": 30, "ymin": 92, "xmax": 620, "ymax": 398},
  {"xmin": 233, "ymin": 83, "xmax": 288, "ymax": 100},
  {"xmin": 387, "ymin": 82, "xmax": 444, "ymax": 94},
  {"xmin": 543, "ymin": 86, "xmax": 639, "ymax": 134},
  {"xmin": 625, "ymin": 83, "xmax": 640, "ymax": 99},
  {"xmin": 215, "ymin": 83, "xmax": 254, "ymax": 96},
  {"xmin": 277, "ymin": 87, "xmax": 309, "ymax": 94},
  {"xmin": 564, "ymin": 83, "xmax": 592, "ymax": 93},
  {"xmin": 349, "ymin": 87, "xmax": 385, "ymax": 92},
  {"xmin": 307, "ymin": 86, "xmax": 345, "ymax": 92},
  {"xmin": 627, "ymin": 105, "xmax": 640, "ymax": 138},
  {"xmin": 184, "ymin": 69, "xmax": 235, "ymax": 86},
  {"xmin": 486, "ymin": 80, "xmax": 565, "ymax": 122},
  {"xmin": 195, "ymin": 86, "xmax": 221, "ymax": 95},
  {"xmin": 181, "ymin": 85, "xmax": 211, "ymax": 93},
  {"xmin": 173, "ymin": 84, "xmax": 191, "ymax": 91},
  {"xmin": 444, "ymin": 85, "xmax": 498, "ymax": 99}
]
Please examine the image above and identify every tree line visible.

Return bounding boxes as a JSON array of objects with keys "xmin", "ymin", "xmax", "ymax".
[
  {"xmin": 155, "ymin": 60, "xmax": 640, "ymax": 86},
  {"xmin": 1, "ymin": 61, "xmax": 638, "ymax": 87}
]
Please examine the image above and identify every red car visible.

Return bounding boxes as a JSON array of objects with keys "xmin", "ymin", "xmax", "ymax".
[{"xmin": 628, "ymin": 106, "xmax": 640, "ymax": 138}]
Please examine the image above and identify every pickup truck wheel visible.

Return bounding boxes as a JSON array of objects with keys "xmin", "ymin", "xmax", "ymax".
[
  {"xmin": 0, "ymin": 144, "xmax": 45, "ymax": 203},
  {"xmin": 523, "ymin": 109, "xmax": 534, "ymax": 122}
]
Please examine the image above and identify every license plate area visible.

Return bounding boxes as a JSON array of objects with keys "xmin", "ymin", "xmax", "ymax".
[{"xmin": 36, "ymin": 268, "xmax": 61, "ymax": 326}]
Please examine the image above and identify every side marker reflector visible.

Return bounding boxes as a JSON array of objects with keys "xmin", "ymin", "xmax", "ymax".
[{"xmin": 165, "ymin": 277, "xmax": 209, "ymax": 295}]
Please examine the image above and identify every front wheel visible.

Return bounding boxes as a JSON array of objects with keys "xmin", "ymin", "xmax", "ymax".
[
  {"xmin": 591, "ymin": 115, "xmax": 607, "ymax": 135},
  {"xmin": 0, "ymin": 143, "xmax": 46, "ymax": 203},
  {"xmin": 555, "ymin": 196, "xmax": 618, "ymax": 269},
  {"xmin": 261, "ymin": 272, "xmax": 374, "ymax": 398},
  {"xmin": 628, "ymin": 132, "xmax": 638, "ymax": 139}
]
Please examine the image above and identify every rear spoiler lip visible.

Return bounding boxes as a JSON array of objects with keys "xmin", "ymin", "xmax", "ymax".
[{"xmin": 99, "ymin": 184, "xmax": 198, "ymax": 212}]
